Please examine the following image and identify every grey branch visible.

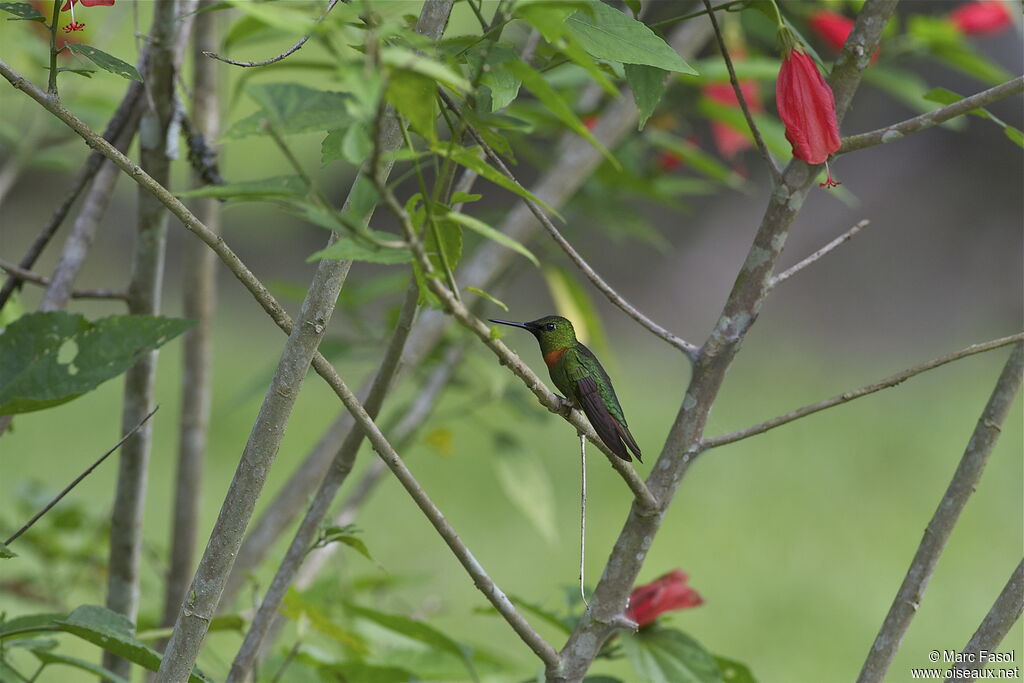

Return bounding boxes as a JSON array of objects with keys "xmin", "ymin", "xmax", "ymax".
[
  {"xmin": 840, "ymin": 76, "xmax": 1024, "ymax": 155},
  {"xmin": 203, "ymin": 0, "xmax": 342, "ymax": 67},
  {"xmin": 4, "ymin": 406, "xmax": 159, "ymax": 546},
  {"xmin": 857, "ymin": 342, "xmax": 1024, "ymax": 683},
  {"xmin": 105, "ymin": 2, "xmax": 189, "ymax": 677},
  {"xmin": 947, "ymin": 559, "xmax": 1024, "ymax": 683},
  {"xmin": 768, "ymin": 220, "xmax": 870, "ymax": 290},
  {"xmin": 440, "ymin": 91, "xmax": 700, "ymax": 360},
  {"xmin": 0, "ymin": 258, "xmax": 125, "ymax": 300},
  {"xmin": 701, "ymin": 333, "xmax": 1024, "ymax": 451},
  {"xmin": 161, "ymin": 0, "xmax": 221, "ymax": 636},
  {"xmin": 227, "ymin": 282, "xmax": 420, "ymax": 681}
]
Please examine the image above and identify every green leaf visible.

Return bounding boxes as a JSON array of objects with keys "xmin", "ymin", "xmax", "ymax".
[
  {"xmin": 31, "ymin": 649, "xmax": 132, "ymax": 683},
  {"xmin": 506, "ymin": 59, "xmax": 618, "ymax": 167},
  {"xmin": 863, "ymin": 68, "xmax": 965, "ymax": 131},
  {"xmin": 282, "ymin": 591, "xmax": 367, "ymax": 655},
  {"xmin": 317, "ymin": 661, "xmax": 417, "ymax": 682},
  {"xmin": 0, "ymin": 613, "xmax": 64, "ymax": 638},
  {"xmin": 224, "ymin": 83, "xmax": 353, "ymax": 138},
  {"xmin": 515, "ymin": 3, "xmax": 618, "ymax": 96},
  {"xmin": 65, "ymin": 44, "xmax": 141, "ymax": 81},
  {"xmin": 0, "ymin": 541, "xmax": 15, "ymax": 558},
  {"xmin": 224, "ymin": 0, "xmax": 315, "ymax": 34},
  {"xmin": 386, "ymin": 69, "xmax": 438, "ymax": 142},
  {"xmin": 343, "ymin": 602, "xmax": 474, "ymax": 679},
  {"xmin": 0, "ymin": 313, "xmax": 194, "ymax": 415},
  {"xmin": 565, "ymin": 1, "xmax": 697, "ymax": 74},
  {"xmin": 314, "ymin": 525, "xmax": 374, "ymax": 562},
  {"xmin": 450, "ymin": 192, "xmax": 482, "ymax": 204},
  {"xmin": 57, "ymin": 606, "xmax": 211, "ymax": 683},
  {"xmin": 432, "ymin": 145, "xmax": 562, "ymax": 218},
  {"xmin": 322, "ymin": 124, "xmax": 373, "ymax": 165},
  {"xmin": 923, "ymin": 87, "xmax": 1024, "ymax": 148},
  {"xmin": 0, "ymin": 2, "xmax": 44, "ymax": 21},
  {"xmin": 445, "ymin": 211, "xmax": 539, "ymax": 266},
  {"xmin": 176, "ymin": 175, "xmax": 308, "ymax": 200},
  {"xmin": 622, "ymin": 628, "xmax": 722, "ymax": 683},
  {"xmin": 428, "ymin": 215, "xmax": 463, "ymax": 272},
  {"xmin": 493, "ymin": 441, "xmax": 558, "ymax": 545},
  {"xmin": 380, "ymin": 46, "xmax": 471, "ymax": 92},
  {"xmin": 473, "ymin": 44, "xmax": 521, "ymax": 111},
  {"xmin": 465, "ymin": 286, "xmax": 507, "ymax": 311},
  {"xmin": 624, "ymin": 63, "xmax": 666, "ymax": 130},
  {"xmin": 308, "ymin": 232, "xmax": 412, "ymax": 265},
  {"xmin": 715, "ymin": 655, "xmax": 758, "ymax": 683}
]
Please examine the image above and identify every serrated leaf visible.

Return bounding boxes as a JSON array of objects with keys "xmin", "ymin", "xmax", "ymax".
[
  {"xmin": 0, "ymin": 541, "xmax": 15, "ymax": 558},
  {"xmin": 66, "ymin": 44, "xmax": 141, "ymax": 81},
  {"xmin": 0, "ymin": 2, "xmax": 44, "ymax": 20},
  {"xmin": 380, "ymin": 46, "xmax": 470, "ymax": 92},
  {"xmin": 31, "ymin": 650, "xmax": 132, "ymax": 683},
  {"xmin": 445, "ymin": 211, "xmax": 538, "ymax": 266},
  {"xmin": 493, "ymin": 445, "xmax": 558, "ymax": 545},
  {"xmin": 224, "ymin": 83, "xmax": 353, "ymax": 138},
  {"xmin": 465, "ymin": 286, "xmax": 507, "ymax": 311},
  {"xmin": 622, "ymin": 628, "xmax": 722, "ymax": 683},
  {"xmin": 624, "ymin": 63, "xmax": 667, "ymax": 130},
  {"xmin": 566, "ymin": 1, "xmax": 697, "ymax": 74},
  {"xmin": 343, "ymin": 602, "xmax": 474, "ymax": 678},
  {"xmin": 715, "ymin": 655, "xmax": 758, "ymax": 683},
  {"xmin": 56, "ymin": 606, "xmax": 211, "ymax": 683},
  {"xmin": 308, "ymin": 232, "xmax": 412, "ymax": 265},
  {"xmin": 506, "ymin": 59, "xmax": 618, "ymax": 167},
  {"xmin": 176, "ymin": 175, "xmax": 307, "ymax": 200},
  {"xmin": 0, "ymin": 313, "xmax": 194, "ymax": 415},
  {"xmin": 432, "ymin": 145, "xmax": 562, "ymax": 218}
]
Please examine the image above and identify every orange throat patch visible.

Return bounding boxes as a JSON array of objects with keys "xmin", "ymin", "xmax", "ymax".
[{"xmin": 543, "ymin": 346, "xmax": 569, "ymax": 368}]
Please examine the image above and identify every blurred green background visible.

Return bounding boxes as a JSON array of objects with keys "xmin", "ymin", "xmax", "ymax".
[{"xmin": 1, "ymin": 1, "xmax": 1022, "ymax": 681}]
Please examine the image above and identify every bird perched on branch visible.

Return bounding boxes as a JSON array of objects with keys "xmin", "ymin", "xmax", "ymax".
[{"xmin": 489, "ymin": 315, "xmax": 642, "ymax": 462}]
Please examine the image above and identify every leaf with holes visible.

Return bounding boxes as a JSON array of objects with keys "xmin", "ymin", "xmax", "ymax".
[
  {"xmin": 0, "ymin": 312, "xmax": 194, "ymax": 415},
  {"xmin": 0, "ymin": 2, "xmax": 44, "ymax": 21},
  {"xmin": 65, "ymin": 44, "xmax": 141, "ymax": 81}
]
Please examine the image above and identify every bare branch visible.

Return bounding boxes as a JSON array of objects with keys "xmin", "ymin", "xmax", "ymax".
[
  {"xmin": 4, "ymin": 406, "xmax": 159, "ymax": 546},
  {"xmin": 439, "ymin": 91, "xmax": 700, "ymax": 360},
  {"xmin": 840, "ymin": 76, "xmax": 1024, "ymax": 155},
  {"xmin": 700, "ymin": 0, "xmax": 780, "ymax": 183},
  {"xmin": 0, "ymin": 258, "xmax": 126, "ymax": 300},
  {"xmin": 857, "ymin": 342, "xmax": 1023, "ymax": 683},
  {"xmin": 947, "ymin": 559, "xmax": 1024, "ymax": 683},
  {"xmin": 375, "ymin": 173, "xmax": 659, "ymax": 512},
  {"xmin": 768, "ymin": 219, "xmax": 870, "ymax": 290},
  {"xmin": 702, "ymin": 333, "xmax": 1024, "ymax": 451},
  {"xmin": 203, "ymin": 0, "xmax": 342, "ymax": 68}
]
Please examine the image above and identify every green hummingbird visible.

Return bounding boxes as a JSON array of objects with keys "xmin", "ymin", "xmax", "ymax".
[{"xmin": 489, "ymin": 315, "xmax": 642, "ymax": 463}]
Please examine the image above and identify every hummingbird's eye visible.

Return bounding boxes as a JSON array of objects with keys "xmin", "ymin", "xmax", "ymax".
[{"xmin": 544, "ymin": 323, "xmax": 556, "ymax": 331}]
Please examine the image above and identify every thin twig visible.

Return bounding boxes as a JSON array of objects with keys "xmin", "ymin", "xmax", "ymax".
[
  {"xmin": 4, "ymin": 406, "xmax": 159, "ymax": 546},
  {"xmin": 203, "ymin": 0, "xmax": 342, "ymax": 67},
  {"xmin": 768, "ymin": 219, "xmax": 870, "ymax": 290},
  {"xmin": 0, "ymin": 259, "xmax": 126, "ymax": 300},
  {"xmin": 840, "ymin": 76, "xmax": 1024, "ymax": 155},
  {"xmin": 438, "ymin": 91, "xmax": 700, "ymax": 360},
  {"xmin": 947, "ymin": 559, "xmax": 1024, "ymax": 683},
  {"xmin": 701, "ymin": 333, "xmax": 1024, "ymax": 451},
  {"xmin": 701, "ymin": 0, "xmax": 780, "ymax": 184},
  {"xmin": 857, "ymin": 342, "xmax": 1024, "ymax": 683},
  {"xmin": 375, "ymin": 173, "xmax": 659, "ymax": 512}
]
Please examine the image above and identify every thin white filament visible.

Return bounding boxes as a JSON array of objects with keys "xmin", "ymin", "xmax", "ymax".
[{"xmin": 579, "ymin": 432, "xmax": 588, "ymax": 608}]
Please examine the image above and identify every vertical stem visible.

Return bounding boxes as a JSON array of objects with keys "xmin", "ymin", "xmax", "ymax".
[
  {"xmin": 103, "ymin": 0, "xmax": 181, "ymax": 677},
  {"xmin": 47, "ymin": 0, "xmax": 61, "ymax": 94},
  {"xmin": 161, "ymin": 0, "xmax": 220, "ymax": 633},
  {"xmin": 857, "ymin": 343, "xmax": 1024, "ymax": 683}
]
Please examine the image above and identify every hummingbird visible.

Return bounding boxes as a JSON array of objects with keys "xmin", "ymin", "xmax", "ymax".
[{"xmin": 489, "ymin": 315, "xmax": 642, "ymax": 463}]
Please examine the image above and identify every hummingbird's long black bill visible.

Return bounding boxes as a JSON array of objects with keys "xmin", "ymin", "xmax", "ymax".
[{"xmin": 488, "ymin": 318, "xmax": 533, "ymax": 331}]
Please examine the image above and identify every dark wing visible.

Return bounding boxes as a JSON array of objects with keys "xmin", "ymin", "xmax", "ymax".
[{"xmin": 576, "ymin": 375, "xmax": 635, "ymax": 462}]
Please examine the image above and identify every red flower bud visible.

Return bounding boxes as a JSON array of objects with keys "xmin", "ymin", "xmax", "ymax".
[
  {"xmin": 704, "ymin": 81, "xmax": 762, "ymax": 159},
  {"xmin": 808, "ymin": 10, "xmax": 880, "ymax": 64},
  {"xmin": 949, "ymin": 1, "xmax": 1012, "ymax": 35},
  {"xmin": 625, "ymin": 569, "xmax": 703, "ymax": 628},
  {"xmin": 775, "ymin": 48, "xmax": 841, "ymax": 166},
  {"xmin": 62, "ymin": 0, "xmax": 115, "ymax": 9}
]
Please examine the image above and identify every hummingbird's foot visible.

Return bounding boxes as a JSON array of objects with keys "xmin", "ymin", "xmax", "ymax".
[{"xmin": 555, "ymin": 394, "xmax": 574, "ymax": 418}]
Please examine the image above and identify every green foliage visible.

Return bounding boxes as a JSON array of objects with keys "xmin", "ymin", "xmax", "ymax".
[
  {"xmin": 29, "ymin": 650, "xmax": 133, "ymax": 683},
  {"xmin": 308, "ymin": 233, "xmax": 413, "ymax": 265},
  {"xmin": 224, "ymin": 83, "xmax": 354, "ymax": 139},
  {"xmin": 924, "ymin": 87, "xmax": 1024, "ymax": 147},
  {"xmin": 621, "ymin": 627, "xmax": 723, "ymax": 683},
  {"xmin": 446, "ymin": 211, "xmax": 539, "ymax": 267},
  {"xmin": 65, "ymin": 44, "xmax": 141, "ymax": 81},
  {"xmin": 0, "ymin": 312, "xmax": 193, "ymax": 415},
  {"xmin": 0, "ymin": 2, "xmax": 44, "ymax": 21},
  {"xmin": 492, "ymin": 431, "xmax": 559, "ymax": 546},
  {"xmin": 624, "ymin": 63, "xmax": 668, "ymax": 130},
  {"xmin": 176, "ymin": 175, "xmax": 308, "ymax": 200},
  {"xmin": 312, "ymin": 524, "xmax": 375, "ymax": 563},
  {"xmin": 0, "ymin": 541, "xmax": 15, "ymax": 559}
]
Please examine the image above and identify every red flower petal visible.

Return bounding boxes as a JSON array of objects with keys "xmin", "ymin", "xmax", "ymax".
[
  {"xmin": 775, "ymin": 48, "xmax": 841, "ymax": 165},
  {"xmin": 950, "ymin": 1, "xmax": 1012, "ymax": 35},
  {"xmin": 625, "ymin": 569, "xmax": 703, "ymax": 628},
  {"xmin": 808, "ymin": 10, "xmax": 855, "ymax": 53}
]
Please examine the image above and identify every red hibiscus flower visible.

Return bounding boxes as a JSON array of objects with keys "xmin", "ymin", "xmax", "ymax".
[
  {"xmin": 949, "ymin": 1, "xmax": 1012, "ymax": 35},
  {"xmin": 625, "ymin": 569, "xmax": 703, "ymax": 628},
  {"xmin": 776, "ymin": 45, "xmax": 842, "ymax": 186}
]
